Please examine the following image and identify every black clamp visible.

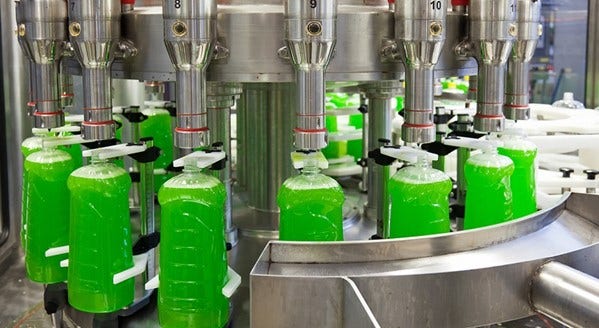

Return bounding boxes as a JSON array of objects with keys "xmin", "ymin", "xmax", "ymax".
[
  {"xmin": 127, "ymin": 139, "xmax": 162, "ymax": 164},
  {"xmin": 367, "ymin": 138, "xmax": 398, "ymax": 166},
  {"xmin": 121, "ymin": 106, "xmax": 148, "ymax": 123},
  {"xmin": 164, "ymin": 102, "xmax": 177, "ymax": 117},
  {"xmin": 433, "ymin": 107, "xmax": 453, "ymax": 125},
  {"xmin": 82, "ymin": 138, "xmax": 119, "ymax": 149},
  {"xmin": 421, "ymin": 141, "xmax": 458, "ymax": 157},
  {"xmin": 447, "ymin": 131, "xmax": 487, "ymax": 139},
  {"xmin": 559, "ymin": 167, "xmax": 574, "ymax": 178},
  {"xmin": 132, "ymin": 232, "xmax": 161, "ymax": 256},
  {"xmin": 583, "ymin": 169, "xmax": 599, "ymax": 180}
]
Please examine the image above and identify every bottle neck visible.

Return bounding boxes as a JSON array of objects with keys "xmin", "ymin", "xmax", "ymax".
[
  {"xmin": 90, "ymin": 155, "xmax": 109, "ymax": 165},
  {"xmin": 302, "ymin": 165, "xmax": 320, "ymax": 176},
  {"xmin": 183, "ymin": 165, "xmax": 201, "ymax": 174}
]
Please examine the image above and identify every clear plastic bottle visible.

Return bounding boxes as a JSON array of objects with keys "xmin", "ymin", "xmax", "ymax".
[
  {"xmin": 139, "ymin": 107, "xmax": 174, "ymax": 192},
  {"xmin": 157, "ymin": 165, "xmax": 229, "ymax": 328},
  {"xmin": 388, "ymin": 156, "xmax": 453, "ymax": 238},
  {"xmin": 464, "ymin": 146, "xmax": 515, "ymax": 229},
  {"xmin": 552, "ymin": 92, "xmax": 584, "ymax": 109},
  {"xmin": 23, "ymin": 148, "xmax": 75, "ymax": 283},
  {"xmin": 277, "ymin": 164, "xmax": 345, "ymax": 241},
  {"xmin": 67, "ymin": 158, "xmax": 134, "ymax": 313},
  {"xmin": 498, "ymin": 132, "xmax": 538, "ymax": 218}
]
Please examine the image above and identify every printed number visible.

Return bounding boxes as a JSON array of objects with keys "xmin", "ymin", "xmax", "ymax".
[
  {"xmin": 510, "ymin": 3, "xmax": 516, "ymax": 12},
  {"xmin": 175, "ymin": 0, "xmax": 181, "ymax": 9},
  {"xmin": 310, "ymin": 0, "xmax": 317, "ymax": 9},
  {"xmin": 430, "ymin": 0, "xmax": 442, "ymax": 10}
]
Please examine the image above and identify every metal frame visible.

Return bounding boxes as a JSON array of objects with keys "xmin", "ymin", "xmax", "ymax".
[{"xmin": 585, "ymin": 0, "xmax": 599, "ymax": 108}]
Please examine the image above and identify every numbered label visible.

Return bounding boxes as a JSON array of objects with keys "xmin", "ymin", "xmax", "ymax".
[
  {"xmin": 175, "ymin": 0, "xmax": 181, "ymax": 9},
  {"xmin": 430, "ymin": 0, "xmax": 442, "ymax": 10},
  {"xmin": 310, "ymin": 0, "xmax": 317, "ymax": 9}
]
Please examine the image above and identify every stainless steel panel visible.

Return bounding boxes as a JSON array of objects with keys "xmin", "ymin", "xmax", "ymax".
[
  {"xmin": 586, "ymin": 0, "xmax": 599, "ymax": 108},
  {"xmin": 251, "ymin": 193, "xmax": 599, "ymax": 327},
  {"xmin": 76, "ymin": 6, "xmax": 478, "ymax": 82}
]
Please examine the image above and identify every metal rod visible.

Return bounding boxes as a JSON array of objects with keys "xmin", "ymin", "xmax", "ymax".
[
  {"xmin": 530, "ymin": 261, "xmax": 599, "ymax": 328},
  {"xmin": 139, "ymin": 138, "xmax": 155, "ymax": 294}
]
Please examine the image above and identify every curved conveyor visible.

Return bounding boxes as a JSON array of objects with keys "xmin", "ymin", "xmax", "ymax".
[{"xmin": 251, "ymin": 192, "xmax": 599, "ymax": 328}]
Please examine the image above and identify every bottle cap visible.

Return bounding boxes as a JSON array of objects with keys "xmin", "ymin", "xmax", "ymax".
[
  {"xmin": 563, "ymin": 92, "xmax": 574, "ymax": 102},
  {"xmin": 380, "ymin": 146, "xmax": 438, "ymax": 163},
  {"xmin": 290, "ymin": 151, "xmax": 328, "ymax": 170},
  {"xmin": 82, "ymin": 143, "xmax": 147, "ymax": 160},
  {"xmin": 173, "ymin": 150, "xmax": 227, "ymax": 169}
]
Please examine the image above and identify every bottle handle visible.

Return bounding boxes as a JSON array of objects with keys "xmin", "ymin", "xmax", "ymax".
[{"xmin": 144, "ymin": 266, "xmax": 241, "ymax": 299}]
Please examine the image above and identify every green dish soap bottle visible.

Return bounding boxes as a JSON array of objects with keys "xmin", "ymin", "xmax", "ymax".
[
  {"xmin": 67, "ymin": 156, "xmax": 134, "ymax": 313},
  {"xmin": 386, "ymin": 148, "xmax": 453, "ymax": 238},
  {"xmin": 23, "ymin": 146, "xmax": 75, "ymax": 283},
  {"xmin": 464, "ymin": 142, "xmax": 515, "ymax": 229},
  {"xmin": 277, "ymin": 152, "xmax": 344, "ymax": 241},
  {"xmin": 157, "ymin": 151, "xmax": 229, "ymax": 328},
  {"xmin": 140, "ymin": 106, "xmax": 174, "ymax": 192},
  {"xmin": 498, "ymin": 129, "xmax": 537, "ymax": 218},
  {"xmin": 20, "ymin": 135, "xmax": 44, "ymax": 250}
]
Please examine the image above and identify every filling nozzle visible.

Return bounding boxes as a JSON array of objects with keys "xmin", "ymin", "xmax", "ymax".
[
  {"xmin": 285, "ymin": 0, "xmax": 337, "ymax": 151},
  {"xmin": 504, "ymin": 0, "xmax": 542, "ymax": 121},
  {"xmin": 469, "ymin": 0, "xmax": 517, "ymax": 132},
  {"xmin": 163, "ymin": 0, "xmax": 217, "ymax": 149},
  {"xmin": 69, "ymin": 0, "xmax": 122, "ymax": 140},
  {"xmin": 16, "ymin": 0, "xmax": 68, "ymax": 129},
  {"xmin": 395, "ymin": 0, "xmax": 447, "ymax": 144}
]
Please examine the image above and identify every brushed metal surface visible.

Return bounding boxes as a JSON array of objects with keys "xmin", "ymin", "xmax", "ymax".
[
  {"xmin": 70, "ymin": 6, "xmax": 478, "ymax": 82},
  {"xmin": 251, "ymin": 193, "xmax": 599, "ymax": 327}
]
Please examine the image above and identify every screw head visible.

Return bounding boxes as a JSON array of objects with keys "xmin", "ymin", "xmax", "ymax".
[
  {"xmin": 305, "ymin": 21, "xmax": 322, "ymax": 36},
  {"xmin": 429, "ymin": 21, "xmax": 443, "ymax": 37},
  {"xmin": 69, "ymin": 22, "xmax": 81, "ymax": 37},
  {"xmin": 172, "ymin": 21, "xmax": 188, "ymax": 37},
  {"xmin": 508, "ymin": 24, "xmax": 518, "ymax": 37},
  {"xmin": 17, "ymin": 24, "xmax": 26, "ymax": 37}
]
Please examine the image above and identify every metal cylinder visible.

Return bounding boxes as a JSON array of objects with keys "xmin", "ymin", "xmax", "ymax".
[
  {"xmin": 285, "ymin": 0, "xmax": 337, "ymax": 151},
  {"xmin": 504, "ymin": 0, "xmax": 542, "ymax": 121},
  {"xmin": 530, "ymin": 261, "xmax": 599, "ymax": 328},
  {"xmin": 468, "ymin": 75, "xmax": 478, "ymax": 101},
  {"xmin": 207, "ymin": 82, "xmax": 242, "ymax": 245},
  {"xmin": 237, "ymin": 83, "xmax": 295, "ymax": 213},
  {"xmin": 363, "ymin": 81, "xmax": 400, "ymax": 237},
  {"xmin": 395, "ymin": 0, "xmax": 446, "ymax": 144},
  {"xmin": 163, "ymin": 0, "xmax": 216, "ymax": 149},
  {"xmin": 469, "ymin": 0, "xmax": 516, "ymax": 132},
  {"xmin": 16, "ymin": 0, "xmax": 68, "ymax": 128},
  {"xmin": 69, "ymin": 0, "xmax": 121, "ymax": 139}
]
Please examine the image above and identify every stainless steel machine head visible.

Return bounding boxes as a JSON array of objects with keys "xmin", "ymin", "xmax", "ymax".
[
  {"xmin": 69, "ymin": 0, "xmax": 121, "ymax": 140},
  {"xmin": 163, "ymin": 0, "xmax": 217, "ymax": 149},
  {"xmin": 15, "ymin": 0, "xmax": 68, "ymax": 129},
  {"xmin": 285, "ymin": 0, "xmax": 337, "ymax": 151},
  {"xmin": 395, "ymin": 0, "xmax": 447, "ymax": 144}
]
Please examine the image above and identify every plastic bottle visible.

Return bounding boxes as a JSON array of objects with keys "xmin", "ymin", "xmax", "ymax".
[
  {"xmin": 20, "ymin": 136, "xmax": 44, "ymax": 249},
  {"xmin": 277, "ymin": 162, "xmax": 345, "ymax": 241},
  {"xmin": 551, "ymin": 92, "xmax": 584, "ymax": 109},
  {"xmin": 157, "ymin": 164, "xmax": 229, "ymax": 328},
  {"xmin": 498, "ymin": 132, "xmax": 538, "ymax": 218},
  {"xmin": 388, "ymin": 155, "xmax": 453, "ymax": 238},
  {"xmin": 23, "ymin": 148, "xmax": 75, "ymax": 283},
  {"xmin": 67, "ymin": 158, "xmax": 134, "ymax": 313},
  {"xmin": 464, "ymin": 144, "xmax": 515, "ymax": 229},
  {"xmin": 139, "ymin": 107, "xmax": 174, "ymax": 192}
]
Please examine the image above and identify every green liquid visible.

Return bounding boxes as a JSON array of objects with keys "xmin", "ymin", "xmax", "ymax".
[
  {"xmin": 60, "ymin": 143, "xmax": 83, "ymax": 168},
  {"xmin": 67, "ymin": 163, "xmax": 134, "ymax": 313},
  {"xmin": 277, "ymin": 171, "xmax": 345, "ymax": 241},
  {"xmin": 388, "ymin": 165, "xmax": 452, "ymax": 238},
  {"xmin": 157, "ymin": 170, "xmax": 229, "ymax": 328},
  {"xmin": 21, "ymin": 137, "xmax": 44, "ymax": 250},
  {"xmin": 23, "ymin": 149, "xmax": 75, "ymax": 283},
  {"xmin": 498, "ymin": 147, "xmax": 537, "ymax": 218},
  {"xmin": 140, "ymin": 108, "xmax": 174, "ymax": 192},
  {"xmin": 464, "ymin": 153, "xmax": 515, "ymax": 229},
  {"xmin": 322, "ymin": 141, "xmax": 348, "ymax": 159}
]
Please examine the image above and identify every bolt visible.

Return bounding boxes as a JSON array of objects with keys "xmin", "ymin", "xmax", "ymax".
[
  {"xmin": 172, "ymin": 21, "xmax": 187, "ymax": 37},
  {"xmin": 17, "ymin": 24, "xmax": 25, "ymax": 37},
  {"xmin": 306, "ymin": 21, "xmax": 322, "ymax": 36}
]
